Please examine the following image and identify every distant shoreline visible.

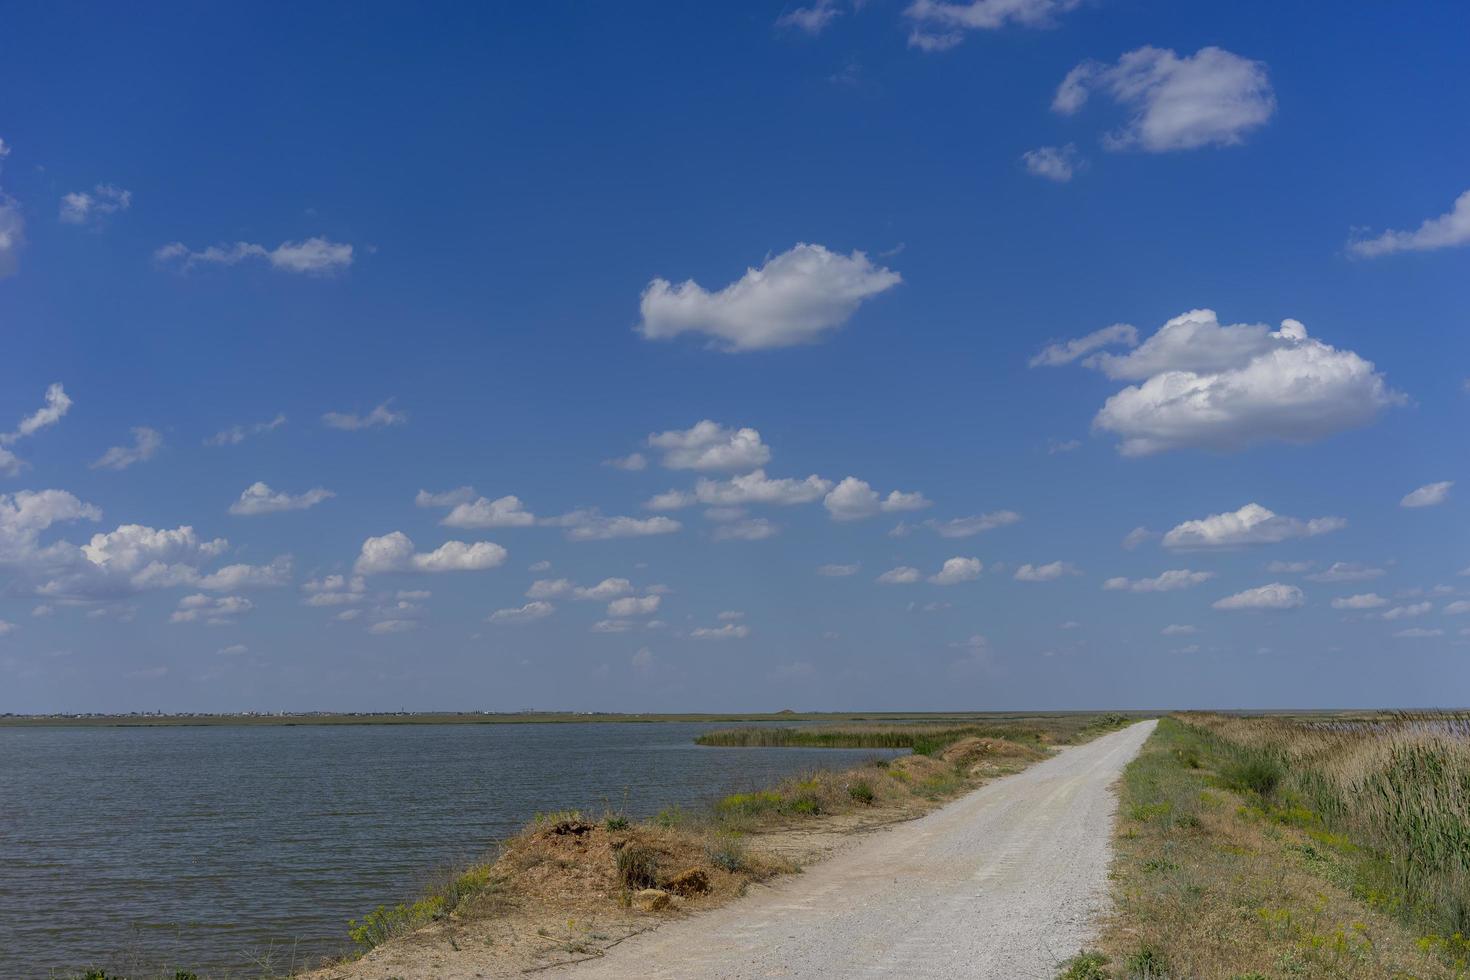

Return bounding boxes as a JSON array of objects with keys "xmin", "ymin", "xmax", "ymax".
[
  {"xmin": 0, "ymin": 710, "xmax": 1112, "ymax": 728},
  {"xmin": 0, "ymin": 708, "xmax": 1414, "ymax": 728}
]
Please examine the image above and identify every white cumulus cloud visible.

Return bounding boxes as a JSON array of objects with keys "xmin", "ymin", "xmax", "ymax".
[
  {"xmin": 1103, "ymin": 569, "xmax": 1213, "ymax": 592},
  {"xmin": 690, "ymin": 623, "xmax": 750, "ymax": 640},
  {"xmin": 1401, "ymin": 481, "xmax": 1452, "ymax": 509},
  {"xmin": 441, "ymin": 495, "xmax": 537, "ymax": 528},
  {"xmin": 59, "ymin": 184, "xmax": 131, "ymax": 225},
  {"xmin": 198, "ymin": 556, "xmax": 293, "ymax": 591},
  {"xmin": 905, "ymin": 0, "xmax": 1082, "ymax": 51},
  {"xmin": 1212, "ymin": 583, "xmax": 1304, "ymax": 611},
  {"xmin": 322, "ymin": 401, "xmax": 406, "ymax": 430},
  {"xmin": 608, "ymin": 595, "xmax": 661, "ymax": 617},
  {"xmin": 699, "ymin": 470, "xmax": 832, "ymax": 507},
  {"xmin": 1381, "ymin": 602, "xmax": 1431, "ymax": 621},
  {"xmin": 548, "ymin": 510, "xmax": 682, "ymax": 542},
  {"xmin": 1054, "ymin": 46, "xmax": 1275, "ymax": 152},
  {"xmin": 1021, "ymin": 144, "xmax": 1085, "ymax": 182},
  {"xmin": 91, "ymin": 427, "xmax": 162, "ymax": 471},
  {"xmin": 228, "ymin": 482, "xmax": 334, "ymax": 516},
  {"xmin": 1014, "ymin": 561, "xmax": 1078, "ymax": 582},
  {"xmin": 603, "ymin": 453, "xmax": 648, "ymax": 471},
  {"xmin": 931, "ymin": 557, "xmax": 983, "ymax": 585},
  {"xmin": 205, "ymin": 413, "xmax": 285, "ymax": 447},
  {"xmin": 354, "ymin": 532, "xmax": 507, "ymax": 574},
  {"xmin": 877, "ymin": 566, "xmax": 922, "ymax": 585},
  {"xmin": 1030, "ymin": 323, "xmax": 1138, "ymax": 368},
  {"xmin": 647, "ymin": 421, "xmax": 772, "ymax": 471},
  {"xmin": 1078, "ymin": 311, "xmax": 1400, "ymax": 456},
  {"xmin": 637, "ymin": 244, "xmax": 900, "ymax": 352},
  {"xmin": 0, "ymin": 384, "xmax": 72, "ymax": 475},
  {"xmin": 777, "ymin": 0, "xmax": 842, "ymax": 34},
  {"xmin": 169, "ymin": 593, "xmax": 254, "ymax": 625},
  {"xmin": 1162, "ymin": 503, "xmax": 1345, "ymax": 549},
  {"xmin": 1349, "ymin": 189, "xmax": 1470, "ymax": 258}
]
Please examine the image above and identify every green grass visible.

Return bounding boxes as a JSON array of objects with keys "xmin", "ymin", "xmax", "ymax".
[
  {"xmin": 1056, "ymin": 951, "xmax": 1111, "ymax": 980},
  {"xmin": 347, "ymin": 864, "xmax": 500, "ymax": 951},
  {"xmin": 694, "ymin": 713, "xmax": 1139, "ymax": 752}
]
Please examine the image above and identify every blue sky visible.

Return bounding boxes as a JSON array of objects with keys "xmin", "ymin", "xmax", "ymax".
[{"xmin": 1, "ymin": 1, "xmax": 1467, "ymax": 712}]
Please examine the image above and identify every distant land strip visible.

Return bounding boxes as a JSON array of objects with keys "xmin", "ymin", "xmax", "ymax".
[{"xmin": 0, "ymin": 708, "xmax": 1397, "ymax": 728}]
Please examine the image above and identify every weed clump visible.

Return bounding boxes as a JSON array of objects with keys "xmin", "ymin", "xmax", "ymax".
[
  {"xmin": 615, "ymin": 844, "xmax": 660, "ymax": 890},
  {"xmin": 1220, "ymin": 754, "xmax": 1282, "ymax": 798},
  {"xmin": 847, "ymin": 779, "xmax": 875, "ymax": 805},
  {"xmin": 715, "ymin": 790, "xmax": 784, "ymax": 818},
  {"xmin": 1056, "ymin": 950, "xmax": 1111, "ymax": 979},
  {"xmin": 1123, "ymin": 945, "xmax": 1169, "ymax": 978},
  {"xmin": 707, "ymin": 832, "xmax": 747, "ymax": 872}
]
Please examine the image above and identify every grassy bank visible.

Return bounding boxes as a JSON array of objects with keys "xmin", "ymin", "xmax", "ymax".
[
  {"xmin": 694, "ymin": 711, "xmax": 1137, "ymax": 751},
  {"xmin": 1061, "ymin": 715, "xmax": 1469, "ymax": 980},
  {"xmin": 306, "ymin": 723, "xmax": 1055, "ymax": 977}
]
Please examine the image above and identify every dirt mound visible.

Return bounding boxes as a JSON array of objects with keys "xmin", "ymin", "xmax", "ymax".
[{"xmin": 939, "ymin": 737, "xmax": 1043, "ymax": 766}]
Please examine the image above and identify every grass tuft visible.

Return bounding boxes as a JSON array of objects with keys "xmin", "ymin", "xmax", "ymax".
[
  {"xmin": 614, "ymin": 845, "xmax": 659, "ymax": 890},
  {"xmin": 1056, "ymin": 950, "xmax": 1111, "ymax": 979}
]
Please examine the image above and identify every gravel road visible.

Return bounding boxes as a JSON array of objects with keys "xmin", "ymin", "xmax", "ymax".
[{"xmin": 560, "ymin": 720, "xmax": 1156, "ymax": 980}]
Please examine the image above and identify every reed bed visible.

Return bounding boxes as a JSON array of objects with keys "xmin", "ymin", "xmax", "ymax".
[
  {"xmin": 695, "ymin": 713, "xmax": 1133, "ymax": 753},
  {"xmin": 1182, "ymin": 711, "xmax": 1470, "ymax": 938}
]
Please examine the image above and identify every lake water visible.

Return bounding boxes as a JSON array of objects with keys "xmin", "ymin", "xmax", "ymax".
[{"xmin": 0, "ymin": 722, "xmax": 898, "ymax": 978}]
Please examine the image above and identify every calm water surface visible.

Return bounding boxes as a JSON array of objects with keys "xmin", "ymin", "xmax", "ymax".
[{"xmin": 0, "ymin": 722, "xmax": 899, "ymax": 977}]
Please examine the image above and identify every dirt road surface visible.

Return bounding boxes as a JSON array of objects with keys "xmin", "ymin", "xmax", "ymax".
[{"xmin": 558, "ymin": 720, "xmax": 1156, "ymax": 980}]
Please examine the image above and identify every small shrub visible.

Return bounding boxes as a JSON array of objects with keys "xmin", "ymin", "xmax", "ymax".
[
  {"xmin": 848, "ymin": 779, "xmax": 875, "ymax": 804},
  {"xmin": 1221, "ymin": 755, "xmax": 1282, "ymax": 798},
  {"xmin": 615, "ymin": 844, "xmax": 659, "ymax": 890},
  {"xmin": 716, "ymin": 790, "xmax": 784, "ymax": 818},
  {"xmin": 603, "ymin": 814, "xmax": 630, "ymax": 831},
  {"xmin": 349, "ymin": 896, "xmax": 446, "ymax": 949},
  {"xmin": 787, "ymin": 793, "xmax": 822, "ymax": 815},
  {"xmin": 1057, "ymin": 950, "xmax": 1111, "ymax": 980},
  {"xmin": 707, "ymin": 833, "xmax": 747, "ymax": 872},
  {"xmin": 1124, "ymin": 946, "xmax": 1169, "ymax": 979},
  {"xmin": 653, "ymin": 806, "xmax": 686, "ymax": 828}
]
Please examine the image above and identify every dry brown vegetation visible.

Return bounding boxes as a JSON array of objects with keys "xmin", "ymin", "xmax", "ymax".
[
  {"xmin": 1068, "ymin": 715, "xmax": 1470, "ymax": 980},
  {"xmin": 304, "ymin": 727, "xmax": 1056, "ymax": 978}
]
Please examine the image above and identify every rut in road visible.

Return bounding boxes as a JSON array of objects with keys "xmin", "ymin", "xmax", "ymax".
[{"xmin": 558, "ymin": 720, "xmax": 1157, "ymax": 980}]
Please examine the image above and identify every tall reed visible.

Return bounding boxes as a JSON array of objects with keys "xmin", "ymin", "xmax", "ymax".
[{"xmin": 1183, "ymin": 712, "xmax": 1470, "ymax": 937}]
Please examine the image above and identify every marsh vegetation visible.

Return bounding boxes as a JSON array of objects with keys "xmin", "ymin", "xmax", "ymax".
[{"xmin": 1066, "ymin": 713, "xmax": 1470, "ymax": 980}]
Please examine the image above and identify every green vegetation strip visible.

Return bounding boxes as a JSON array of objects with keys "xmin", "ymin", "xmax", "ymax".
[{"xmin": 695, "ymin": 712, "xmax": 1135, "ymax": 752}]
